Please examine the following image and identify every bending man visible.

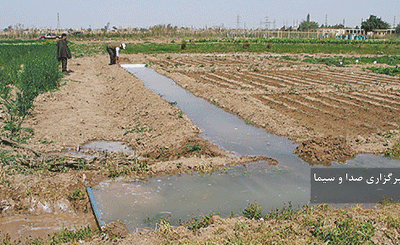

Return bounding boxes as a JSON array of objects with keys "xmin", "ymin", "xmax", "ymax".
[{"xmin": 106, "ymin": 42, "xmax": 126, "ymax": 65}]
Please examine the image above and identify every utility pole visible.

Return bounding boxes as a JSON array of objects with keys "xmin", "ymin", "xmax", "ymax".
[
  {"xmin": 325, "ymin": 14, "xmax": 328, "ymax": 27},
  {"xmin": 57, "ymin": 13, "xmax": 60, "ymax": 30},
  {"xmin": 265, "ymin": 15, "xmax": 269, "ymax": 30},
  {"xmin": 343, "ymin": 19, "xmax": 345, "ymax": 28},
  {"xmin": 236, "ymin": 15, "xmax": 240, "ymax": 29},
  {"xmin": 394, "ymin": 16, "xmax": 396, "ymax": 28}
]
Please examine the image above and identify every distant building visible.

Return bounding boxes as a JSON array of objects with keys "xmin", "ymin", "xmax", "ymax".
[
  {"xmin": 372, "ymin": 29, "xmax": 396, "ymax": 36},
  {"xmin": 321, "ymin": 28, "xmax": 396, "ymax": 38}
]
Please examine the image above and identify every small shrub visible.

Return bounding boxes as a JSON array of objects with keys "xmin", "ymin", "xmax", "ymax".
[
  {"xmin": 243, "ymin": 201, "xmax": 262, "ymax": 220},
  {"xmin": 185, "ymin": 144, "xmax": 201, "ymax": 152},
  {"xmin": 183, "ymin": 214, "xmax": 214, "ymax": 231},
  {"xmin": 68, "ymin": 189, "xmax": 85, "ymax": 201},
  {"xmin": 242, "ymin": 43, "xmax": 250, "ymax": 49},
  {"xmin": 177, "ymin": 110, "xmax": 183, "ymax": 118},
  {"xmin": 181, "ymin": 40, "xmax": 187, "ymax": 50},
  {"xmin": 245, "ymin": 117, "xmax": 253, "ymax": 125}
]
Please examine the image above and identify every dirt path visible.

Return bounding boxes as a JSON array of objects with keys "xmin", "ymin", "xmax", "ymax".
[{"xmin": 24, "ymin": 55, "xmax": 199, "ymax": 156}]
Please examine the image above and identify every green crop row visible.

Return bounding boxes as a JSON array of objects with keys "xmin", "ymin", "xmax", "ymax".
[
  {"xmin": 122, "ymin": 41, "xmax": 400, "ymax": 55},
  {"xmin": 0, "ymin": 41, "xmax": 62, "ymax": 141},
  {"xmin": 366, "ymin": 66, "xmax": 400, "ymax": 76},
  {"xmin": 303, "ymin": 56, "xmax": 400, "ymax": 67},
  {"xmin": 192, "ymin": 37, "xmax": 400, "ymax": 45}
]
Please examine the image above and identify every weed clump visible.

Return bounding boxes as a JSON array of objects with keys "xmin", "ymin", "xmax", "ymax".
[
  {"xmin": 182, "ymin": 214, "xmax": 214, "ymax": 231},
  {"xmin": 243, "ymin": 201, "xmax": 262, "ymax": 220},
  {"xmin": 385, "ymin": 139, "xmax": 400, "ymax": 159}
]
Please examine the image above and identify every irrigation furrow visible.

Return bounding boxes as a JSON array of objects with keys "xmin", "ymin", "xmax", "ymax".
[
  {"xmin": 338, "ymin": 93, "xmax": 399, "ymax": 111},
  {"xmin": 369, "ymin": 91, "xmax": 400, "ymax": 102},
  {"xmin": 175, "ymin": 59, "xmax": 199, "ymax": 66},
  {"xmin": 274, "ymin": 73, "xmax": 327, "ymax": 87},
  {"xmin": 246, "ymin": 72, "xmax": 303, "ymax": 87},
  {"xmin": 219, "ymin": 71, "xmax": 277, "ymax": 90},
  {"xmin": 352, "ymin": 92, "xmax": 400, "ymax": 107},
  {"xmin": 260, "ymin": 96, "xmax": 310, "ymax": 116},
  {"xmin": 307, "ymin": 71, "xmax": 372, "ymax": 87},
  {"xmin": 353, "ymin": 73, "xmax": 399, "ymax": 84},
  {"xmin": 199, "ymin": 75, "xmax": 239, "ymax": 89},
  {"xmin": 280, "ymin": 95, "xmax": 342, "ymax": 118},
  {"xmin": 317, "ymin": 70, "xmax": 399, "ymax": 87},
  {"xmin": 208, "ymin": 74, "xmax": 254, "ymax": 89},
  {"xmin": 319, "ymin": 94, "xmax": 362, "ymax": 108},
  {"xmin": 279, "ymin": 72, "xmax": 328, "ymax": 86},
  {"xmin": 301, "ymin": 95, "xmax": 341, "ymax": 109},
  {"xmin": 236, "ymin": 72, "xmax": 287, "ymax": 88}
]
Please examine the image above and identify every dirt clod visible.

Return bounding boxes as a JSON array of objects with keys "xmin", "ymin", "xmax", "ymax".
[{"xmin": 294, "ymin": 136, "xmax": 355, "ymax": 165}]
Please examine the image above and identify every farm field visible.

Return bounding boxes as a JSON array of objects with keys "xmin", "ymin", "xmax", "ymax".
[
  {"xmin": 1, "ymin": 39, "xmax": 400, "ymax": 244},
  {"xmin": 141, "ymin": 52, "xmax": 400, "ymax": 164}
]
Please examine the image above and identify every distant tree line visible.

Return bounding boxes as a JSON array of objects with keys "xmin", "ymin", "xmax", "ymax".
[{"xmin": 280, "ymin": 14, "xmax": 400, "ymax": 35}]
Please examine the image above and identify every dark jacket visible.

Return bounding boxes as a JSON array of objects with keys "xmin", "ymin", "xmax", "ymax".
[{"xmin": 56, "ymin": 39, "xmax": 72, "ymax": 59}]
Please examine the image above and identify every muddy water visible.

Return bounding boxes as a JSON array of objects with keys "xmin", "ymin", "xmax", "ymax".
[{"xmin": 91, "ymin": 66, "xmax": 400, "ymax": 232}]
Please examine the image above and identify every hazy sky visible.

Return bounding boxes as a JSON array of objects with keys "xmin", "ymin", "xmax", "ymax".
[{"xmin": 1, "ymin": 0, "xmax": 399, "ymax": 30}]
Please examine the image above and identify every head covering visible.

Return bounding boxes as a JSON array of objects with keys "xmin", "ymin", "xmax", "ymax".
[{"xmin": 121, "ymin": 43, "xmax": 126, "ymax": 49}]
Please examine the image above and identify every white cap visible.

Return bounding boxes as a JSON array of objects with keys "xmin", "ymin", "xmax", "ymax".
[{"xmin": 121, "ymin": 43, "xmax": 126, "ymax": 49}]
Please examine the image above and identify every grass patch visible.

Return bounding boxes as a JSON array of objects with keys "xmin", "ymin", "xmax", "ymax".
[
  {"xmin": 385, "ymin": 139, "xmax": 400, "ymax": 159},
  {"xmin": 311, "ymin": 218, "xmax": 375, "ymax": 244},
  {"xmin": 1, "ymin": 226, "xmax": 96, "ymax": 244}
]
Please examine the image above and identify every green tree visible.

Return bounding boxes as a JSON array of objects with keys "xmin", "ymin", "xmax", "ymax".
[
  {"xmin": 361, "ymin": 15, "xmax": 390, "ymax": 33},
  {"xmin": 396, "ymin": 24, "xmax": 400, "ymax": 35},
  {"xmin": 331, "ymin": 24, "xmax": 344, "ymax": 29},
  {"xmin": 298, "ymin": 13, "xmax": 319, "ymax": 31}
]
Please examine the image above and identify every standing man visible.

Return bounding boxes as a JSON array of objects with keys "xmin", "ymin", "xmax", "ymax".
[
  {"xmin": 56, "ymin": 33, "xmax": 72, "ymax": 74},
  {"xmin": 106, "ymin": 42, "xmax": 126, "ymax": 65}
]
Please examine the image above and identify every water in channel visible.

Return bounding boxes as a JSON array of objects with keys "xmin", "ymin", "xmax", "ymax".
[{"xmin": 91, "ymin": 65, "xmax": 400, "ymax": 232}]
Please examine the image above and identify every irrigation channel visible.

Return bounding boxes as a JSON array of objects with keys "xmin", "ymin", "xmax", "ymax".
[{"xmin": 89, "ymin": 65, "xmax": 400, "ymax": 232}]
